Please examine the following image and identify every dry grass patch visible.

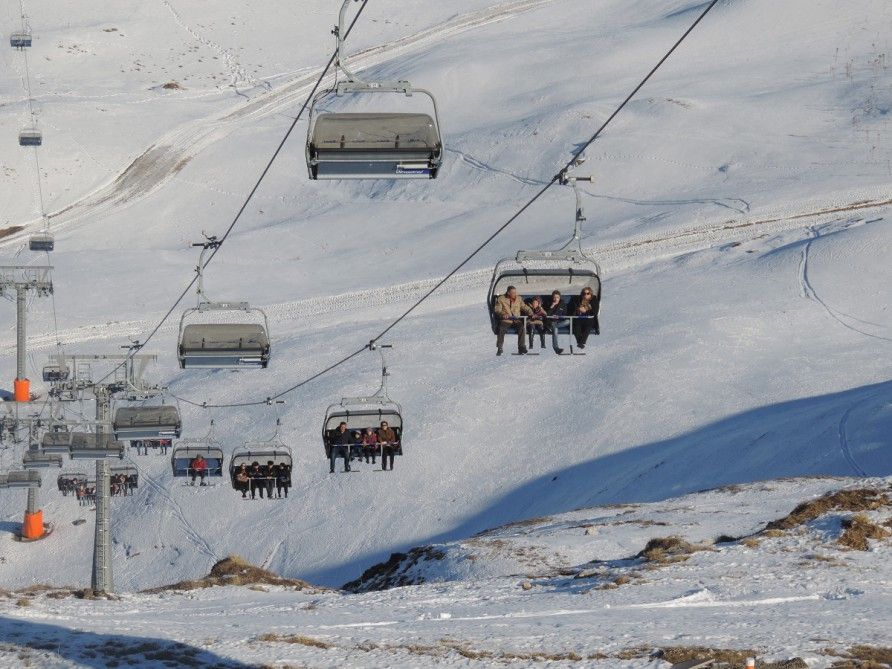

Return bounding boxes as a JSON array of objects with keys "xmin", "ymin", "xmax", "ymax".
[
  {"xmin": 765, "ymin": 488, "xmax": 890, "ymax": 533},
  {"xmin": 838, "ymin": 514, "xmax": 891, "ymax": 551},
  {"xmin": 0, "ymin": 226, "xmax": 24, "ymax": 240},
  {"xmin": 144, "ymin": 556, "xmax": 319, "ymax": 594},
  {"xmin": 637, "ymin": 536, "xmax": 713, "ymax": 565},
  {"xmin": 618, "ymin": 646, "xmax": 806, "ymax": 668},
  {"xmin": 742, "ymin": 537, "xmax": 762, "ymax": 548},
  {"xmin": 827, "ymin": 645, "xmax": 892, "ymax": 667},
  {"xmin": 256, "ymin": 633, "xmax": 332, "ymax": 649}
]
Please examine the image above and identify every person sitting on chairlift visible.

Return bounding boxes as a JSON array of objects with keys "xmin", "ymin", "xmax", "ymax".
[
  {"xmin": 568, "ymin": 287, "xmax": 599, "ymax": 349},
  {"xmin": 330, "ymin": 422, "xmax": 351, "ymax": 474},
  {"xmin": 264, "ymin": 461, "xmax": 276, "ymax": 499},
  {"xmin": 190, "ymin": 454, "xmax": 208, "ymax": 486},
  {"xmin": 275, "ymin": 463, "xmax": 291, "ymax": 499},
  {"xmin": 526, "ymin": 297, "xmax": 548, "ymax": 351},
  {"xmin": 160, "ymin": 439, "xmax": 171, "ymax": 454},
  {"xmin": 249, "ymin": 461, "xmax": 264, "ymax": 499},
  {"xmin": 545, "ymin": 290, "xmax": 567, "ymax": 354},
  {"xmin": 494, "ymin": 286, "xmax": 533, "ymax": 356},
  {"xmin": 235, "ymin": 464, "xmax": 250, "ymax": 498},
  {"xmin": 377, "ymin": 421, "xmax": 398, "ymax": 472},
  {"xmin": 361, "ymin": 428, "xmax": 378, "ymax": 465}
]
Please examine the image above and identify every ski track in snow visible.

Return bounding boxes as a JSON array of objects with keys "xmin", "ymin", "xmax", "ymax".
[
  {"xmin": 837, "ymin": 399, "xmax": 869, "ymax": 477},
  {"xmin": 799, "ymin": 222, "xmax": 892, "ymax": 343},
  {"xmin": 128, "ymin": 454, "xmax": 219, "ymax": 561}
]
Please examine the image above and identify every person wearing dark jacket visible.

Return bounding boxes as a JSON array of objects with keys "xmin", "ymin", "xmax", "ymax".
[
  {"xmin": 545, "ymin": 290, "xmax": 567, "ymax": 354},
  {"xmin": 249, "ymin": 461, "xmax": 264, "ymax": 499},
  {"xmin": 567, "ymin": 287, "xmax": 600, "ymax": 349},
  {"xmin": 264, "ymin": 460, "xmax": 276, "ymax": 499},
  {"xmin": 276, "ymin": 463, "xmax": 291, "ymax": 499},
  {"xmin": 377, "ymin": 421, "xmax": 399, "ymax": 471},
  {"xmin": 330, "ymin": 422, "xmax": 352, "ymax": 473}
]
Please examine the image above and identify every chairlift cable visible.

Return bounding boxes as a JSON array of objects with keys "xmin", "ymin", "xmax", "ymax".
[
  {"xmin": 91, "ymin": 0, "xmax": 371, "ymax": 388},
  {"xmin": 169, "ymin": 0, "xmax": 722, "ymax": 409}
]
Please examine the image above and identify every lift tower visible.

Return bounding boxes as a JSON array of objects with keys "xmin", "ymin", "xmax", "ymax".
[{"xmin": 0, "ymin": 266, "xmax": 53, "ymax": 402}]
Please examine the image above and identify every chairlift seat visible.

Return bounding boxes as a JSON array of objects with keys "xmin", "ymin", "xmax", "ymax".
[
  {"xmin": 68, "ymin": 432, "xmax": 125, "ymax": 460},
  {"xmin": 57, "ymin": 472, "xmax": 87, "ymax": 494},
  {"xmin": 19, "ymin": 129, "xmax": 42, "ymax": 146},
  {"xmin": 323, "ymin": 404, "xmax": 403, "ymax": 458},
  {"xmin": 10, "ymin": 32, "xmax": 31, "ymax": 48},
  {"xmin": 40, "ymin": 431, "xmax": 74, "ymax": 454},
  {"xmin": 228, "ymin": 444, "xmax": 292, "ymax": 489},
  {"xmin": 22, "ymin": 450, "xmax": 63, "ymax": 469},
  {"xmin": 487, "ymin": 265, "xmax": 601, "ymax": 335},
  {"xmin": 42, "ymin": 364, "xmax": 70, "ymax": 383},
  {"xmin": 178, "ymin": 323, "xmax": 270, "ymax": 369},
  {"xmin": 308, "ymin": 113, "xmax": 442, "ymax": 179},
  {"xmin": 171, "ymin": 443, "xmax": 224, "ymax": 477},
  {"xmin": 29, "ymin": 234, "xmax": 54, "ymax": 252},
  {"xmin": 0, "ymin": 470, "xmax": 41, "ymax": 489},
  {"xmin": 113, "ymin": 406, "xmax": 182, "ymax": 440}
]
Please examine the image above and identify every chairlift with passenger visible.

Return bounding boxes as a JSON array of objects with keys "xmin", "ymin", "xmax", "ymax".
[
  {"xmin": 178, "ymin": 237, "xmax": 271, "ymax": 369},
  {"xmin": 57, "ymin": 471, "xmax": 87, "ymax": 496},
  {"xmin": 19, "ymin": 127, "xmax": 42, "ymax": 146},
  {"xmin": 322, "ymin": 344, "xmax": 403, "ymax": 462},
  {"xmin": 10, "ymin": 31, "xmax": 31, "ymax": 48},
  {"xmin": 42, "ymin": 362, "xmax": 70, "ymax": 383},
  {"xmin": 306, "ymin": 0, "xmax": 443, "ymax": 180},
  {"xmin": 171, "ymin": 423, "xmax": 224, "ymax": 479},
  {"xmin": 486, "ymin": 160, "xmax": 601, "ymax": 354}
]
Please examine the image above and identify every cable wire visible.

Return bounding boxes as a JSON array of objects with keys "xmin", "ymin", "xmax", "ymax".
[
  {"xmin": 91, "ymin": 0, "xmax": 370, "ymax": 389},
  {"xmin": 173, "ymin": 0, "xmax": 722, "ymax": 409}
]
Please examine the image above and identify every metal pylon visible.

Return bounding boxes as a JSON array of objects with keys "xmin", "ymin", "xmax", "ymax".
[{"xmin": 91, "ymin": 459, "xmax": 112, "ymax": 593}]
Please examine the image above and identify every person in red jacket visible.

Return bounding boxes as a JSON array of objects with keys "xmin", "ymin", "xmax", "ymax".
[{"xmin": 190, "ymin": 454, "xmax": 208, "ymax": 486}]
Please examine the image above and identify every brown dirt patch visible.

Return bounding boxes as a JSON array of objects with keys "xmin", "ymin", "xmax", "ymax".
[
  {"xmin": 827, "ymin": 645, "xmax": 892, "ymax": 667},
  {"xmin": 619, "ymin": 646, "xmax": 806, "ymax": 668},
  {"xmin": 0, "ymin": 226, "xmax": 24, "ymax": 240},
  {"xmin": 838, "ymin": 514, "xmax": 890, "ymax": 551},
  {"xmin": 765, "ymin": 488, "xmax": 890, "ymax": 532},
  {"xmin": 143, "ymin": 555, "xmax": 319, "ymax": 593}
]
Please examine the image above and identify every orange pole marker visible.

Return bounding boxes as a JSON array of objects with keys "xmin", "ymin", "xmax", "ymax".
[
  {"xmin": 14, "ymin": 378, "xmax": 30, "ymax": 403},
  {"xmin": 22, "ymin": 510, "xmax": 44, "ymax": 540}
]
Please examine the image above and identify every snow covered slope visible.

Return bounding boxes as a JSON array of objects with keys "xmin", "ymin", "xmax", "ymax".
[{"xmin": 0, "ymin": 0, "xmax": 890, "ymax": 618}]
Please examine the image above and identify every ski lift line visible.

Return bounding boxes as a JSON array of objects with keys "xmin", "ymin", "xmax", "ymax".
[
  {"xmin": 89, "ymin": 0, "xmax": 371, "ymax": 391},
  {"xmin": 140, "ymin": 0, "xmax": 720, "ymax": 410}
]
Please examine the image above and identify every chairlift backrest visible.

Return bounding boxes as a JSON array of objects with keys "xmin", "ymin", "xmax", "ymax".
[
  {"xmin": 323, "ymin": 406, "xmax": 403, "ymax": 434},
  {"xmin": 19, "ymin": 128, "xmax": 42, "ymax": 146},
  {"xmin": 112, "ymin": 406, "xmax": 182, "ymax": 440},
  {"xmin": 10, "ymin": 31, "xmax": 32, "ymax": 48},
  {"xmin": 29, "ymin": 234, "xmax": 54, "ymax": 252},
  {"xmin": 68, "ymin": 432, "xmax": 125, "ymax": 460},
  {"xmin": 0, "ymin": 470, "xmax": 41, "ymax": 488},
  {"xmin": 229, "ymin": 444, "xmax": 293, "ymax": 473}
]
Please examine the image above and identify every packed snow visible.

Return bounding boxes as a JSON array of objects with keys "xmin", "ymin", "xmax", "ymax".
[{"xmin": 1, "ymin": 0, "xmax": 891, "ymax": 665}]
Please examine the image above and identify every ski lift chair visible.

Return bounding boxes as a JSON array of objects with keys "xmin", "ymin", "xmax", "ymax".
[
  {"xmin": 108, "ymin": 465, "xmax": 138, "ymax": 493},
  {"xmin": 22, "ymin": 448, "xmax": 63, "ymax": 469},
  {"xmin": 322, "ymin": 399, "xmax": 403, "ymax": 460},
  {"xmin": 57, "ymin": 471, "xmax": 87, "ymax": 496},
  {"xmin": 171, "ymin": 440, "xmax": 224, "ymax": 478},
  {"xmin": 42, "ymin": 363, "xmax": 70, "ymax": 383},
  {"xmin": 0, "ymin": 470, "xmax": 41, "ymax": 489},
  {"xmin": 228, "ymin": 442, "xmax": 292, "ymax": 490},
  {"xmin": 486, "ymin": 170, "xmax": 601, "ymax": 350},
  {"xmin": 68, "ymin": 432, "xmax": 125, "ymax": 460},
  {"xmin": 19, "ymin": 128, "xmax": 42, "ymax": 146},
  {"xmin": 41, "ymin": 431, "xmax": 73, "ymax": 454},
  {"xmin": 112, "ymin": 405, "xmax": 182, "ymax": 441},
  {"xmin": 29, "ymin": 233, "xmax": 54, "ymax": 252},
  {"xmin": 10, "ymin": 31, "xmax": 31, "ymax": 48},
  {"xmin": 178, "ymin": 240, "xmax": 271, "ymax": 369},
  {"xmin": 305, "ymin": 0, "xmax": 443, "ymax": 180}
]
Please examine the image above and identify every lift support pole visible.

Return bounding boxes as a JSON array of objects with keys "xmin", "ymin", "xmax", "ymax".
[
  {"xmin": 91, "ymin": 458, "xmax": 112, "ymax": 593},
  {"xmin": 1, "ymin": 266, "xmax": 53, "ymax": 539}
]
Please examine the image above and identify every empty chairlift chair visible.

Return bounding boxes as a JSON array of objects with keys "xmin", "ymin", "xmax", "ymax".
[
  {"xmin": 40, "ymin": 430, "xmax": 73, "ymax": 455},
  {"xmin": 112, "ymin": 405, "xmax": 182, "ymax": 441},
  {"xmin": 486, "ymin": 169, "xmax": 601, "ymax": 354},
  {"xmin": 68, "ymin": 432, "xmax": 125, "ymax": 460},
  {"xmin": 0, "ymin": 470, "xmax": 41, "ymax": 489},
  {"xmin": 178, "ymin": 239, "xmax": 271, "ymax": 369},
  {"xmin": 19, "ymin": 127, "xmax": 42, "ymax": 146},
  {"xmin": 10, "ymin": 31, "xmax": 32, "ymax": 48},
  {"xmin": 305, "ymin": 0, "xmax": 443, "ymax": 180},
  {"xmin": 29, "ymin": 233, "xmax": 55, "ymax": 252},
  {"xmin": 22, "ymin": 447, "xmax": 63, "ymax": 469},
  {"xmin": 171, "ymin": 440, "xmax": 224, "ymax": 480}
]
